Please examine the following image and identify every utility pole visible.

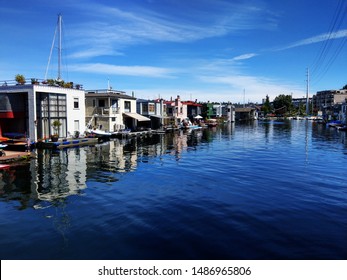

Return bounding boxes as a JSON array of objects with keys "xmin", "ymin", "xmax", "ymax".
[
  {"xmin": 306, "ymin": 68, "xmax": 310, "ymax": 115},
  {"xmin": 243, "ymin": 89, "xmax": 245, "ymax": 108}
]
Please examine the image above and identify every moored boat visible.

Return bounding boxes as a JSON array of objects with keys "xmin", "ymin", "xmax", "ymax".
[
  {"xmin": 206, "ymin": 119, "xmax": 218, "ymax": 127},
  {"xmin": 337, "ymin": 126, "xmax": 347, "ymax": 131},
  {"xmin": 180, "ymin": 118, "xmax": 200, "ymax": 130},
  {"xmin": 326, "ymin": 120, "xmax": 343, "ymax": 128}
]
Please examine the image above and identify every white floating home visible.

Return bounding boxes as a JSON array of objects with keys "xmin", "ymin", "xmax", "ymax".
[{"xmin": 0, "ymin": 82, "xmax": 85, "ymax": 142}]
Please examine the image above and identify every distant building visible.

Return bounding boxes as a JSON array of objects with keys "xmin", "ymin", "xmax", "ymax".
[
  {"xmin": 212, "ymin": 104, "xmax": 227, "ymax": 118},
  {"xmin": 137, "ymin": 99, "xmax": 169, "ymax": 129},
  {"xmin": 165, "ymin": 95, "xmax": 187, "ymax": 125},
  {"xmin": 340, "ymin": 103, "xmax": 347, "ymax": 124},
  {"xmin": 313, "ymin": 89, "xmax": 347, "ymax": 111},
  {"xmin": 0, "ymin": 83, "xmax": 85, "ymax": 141},
  {"xmin": 235, "ymin": 107, "xmax": 257, "ymax": 121},
  {"xmin": 292, "ymin": 97, "xmax": 312, "ymax": 109},
  {"xmin": 183, "ymin": 100, "xmax": 202, "ymax": 119},
  {"xmin": 203, "ymin": 102, "xmax": 214, "ymax": 119}
]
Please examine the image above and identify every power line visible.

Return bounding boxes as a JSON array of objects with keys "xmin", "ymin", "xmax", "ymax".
[{"xmin": 310, "ymin": 0, "xmax": 347, "ymax": 86}]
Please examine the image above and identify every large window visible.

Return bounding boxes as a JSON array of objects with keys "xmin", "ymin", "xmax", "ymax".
[{"xmin": 36, "ymin": 92, "xmax": 67, "ymax": 138}]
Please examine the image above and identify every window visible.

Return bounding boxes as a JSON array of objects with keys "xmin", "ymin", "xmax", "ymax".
[
  {"xmin": 142, "ymin": 104, "xmax": 148, "ymax": 114},
  {"xmin": 111, "ymin": 99, "xmax": 118, "ymax": 108},
  {"xmin": 74, "ymin": 120, "xmax": 80, "ymax": 131},
  {"xmin": 74, "ymin": 98, "xmax": 79, "ymax": 109},
  {"xmin": 125, "ymin": 101, "xmax": 131, "ymax": 112},
  {"xmin": 148, "ymin": 104, "xmax": 155, "ymax": 113},
  {"xmin": 98, "ymin": 99, "xmax": 105, "ymax": 107}
]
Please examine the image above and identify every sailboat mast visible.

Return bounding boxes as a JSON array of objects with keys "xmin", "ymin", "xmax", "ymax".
[
  {"xmin": 306, "ymin": 68, "xmax": 309, "ymax": 115},
  {"xmin": 57, "ymin": 14, "xmax": 62, "ymax": 81}
]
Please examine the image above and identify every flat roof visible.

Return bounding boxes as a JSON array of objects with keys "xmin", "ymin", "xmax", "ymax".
[{"xmin": 85, "ymin": 89, "xmax": 135, "ymax": 100}]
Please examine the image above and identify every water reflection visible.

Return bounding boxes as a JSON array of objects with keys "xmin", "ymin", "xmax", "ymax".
[
  {"xmin": 1, "ymin": 122, "xmax": 346, "ymax": 210},
  {"xmin": 36, "ymin": 149, "xmax": 87, "ymax": 201},
  {"xmin": 1, "ymin": 121, "xmax": 347, "ymax": 259}
]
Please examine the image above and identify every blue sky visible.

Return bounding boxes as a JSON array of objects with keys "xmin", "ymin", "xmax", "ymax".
[{"xmin": 0, "ymin": 0, "xmax": 346, "ymax": 103}]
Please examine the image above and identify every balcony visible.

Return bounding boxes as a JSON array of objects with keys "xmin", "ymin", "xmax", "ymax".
[{"xmin": 87, "ymin": 107, "xmax": 120, "ymax": 116}]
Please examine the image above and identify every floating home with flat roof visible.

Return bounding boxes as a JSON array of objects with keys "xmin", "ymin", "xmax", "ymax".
[
  {"xmin": 85, "ymin": 89, "xmax": 150, "ymax": 132},
  {"xmin": 0, "ymin": 82, "xmax": 85, "ymax": 142}
]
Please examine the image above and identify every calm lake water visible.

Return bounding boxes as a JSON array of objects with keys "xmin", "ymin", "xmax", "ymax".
[{"xmin": 1, "ymin": 120, "xmax": 346, "ymax": 260}]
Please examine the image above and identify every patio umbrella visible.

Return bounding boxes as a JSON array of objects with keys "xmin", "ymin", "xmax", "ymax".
[{"xmin": 194, "ymin": 115, "xmax": 203, "ymax": 119}]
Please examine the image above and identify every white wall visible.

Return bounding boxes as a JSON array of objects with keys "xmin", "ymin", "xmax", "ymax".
[{"xmin": 33, "ymin": 85, "xmax": 85, "ymax": 140}]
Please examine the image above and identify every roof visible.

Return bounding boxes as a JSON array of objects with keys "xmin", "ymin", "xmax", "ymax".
[
  {"xmin": 123, "ymin": 112, "xmax": 151, "ymax": 121},
  {"xmin": 182, "ymin": 101, "xmax": 202, "ymax": 106},
  {"xmin": 85, "ymin": 90, "xmax": 135, "ymax": 100},
  {"xmin": 235, "ymin": 107, "xmax": 256, "ymax": 112}
]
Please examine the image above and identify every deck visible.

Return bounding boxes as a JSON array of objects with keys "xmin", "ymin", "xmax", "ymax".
[{"xmin": 0, "ymin": 150, "xmax": 33, "ymax": 164}]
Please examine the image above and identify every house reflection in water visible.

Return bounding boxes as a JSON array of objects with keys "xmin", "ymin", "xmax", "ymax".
[
  {"xmin": 0, "ymin": 131, "xmax": 206, "ymax": 209},
  {"xmin": 35, "ymin": 148, "xmax": 88, "ymax": 202}
]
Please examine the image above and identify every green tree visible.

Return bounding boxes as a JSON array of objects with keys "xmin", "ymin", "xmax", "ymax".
[
  {"xmin": 273, "ymin": 94, "xmax": 293, "ymax": 115},
  {"xmin": 342, "ymin": 84, "xmax": 347, "ymax": 90},
  {"xmin": 262, "ymin": 95, "xmax": 272, "ymax": 114}
]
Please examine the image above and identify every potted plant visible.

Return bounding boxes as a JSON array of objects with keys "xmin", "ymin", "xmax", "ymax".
[
  {"xmin": 15, "ymin": 74, "xmax": 26, "ymax": 85},
  {"xmin": 51, "ymin": 120, "xmax": 62, "ymax": 142},
  {"xmin": 46, "ymin": 79, "xmax": 55, "ymax": 86},
  {"xmin": 31, "ymin": 78, "xmax": 39, "ymax": 85},
  {"xmin": 73, "ymin": 130, "xmax": 80, "ymax": 138}
]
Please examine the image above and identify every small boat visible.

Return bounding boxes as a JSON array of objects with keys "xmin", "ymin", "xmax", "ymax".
[
  {"xmin": 180, "ymin": 118, "xmax": 200, "ymax": 129},
  {"xmin": 0, "ymin": 164, "xmax": 10, "ymax": 169},
  {"xmin": 326, "ymin": 120, "xmax": 343, "ymax": 128},
  {"xmin": 0, "ymin": 144, "xmax": 8, "ymax": 156},
  {"xmin": 184, "ymin": 125, "xmax": 201, "ymax": 130},
  {"xmin": 337, "ymin": 126, "xmax": 347, "ymax": 131},
  {"xmin": 206, "ymin": 119, "xmax": 218, "ymax": 127},
  {"xmin": 85, "ymin": 129, "xmax": 112, "ymax": 137}
]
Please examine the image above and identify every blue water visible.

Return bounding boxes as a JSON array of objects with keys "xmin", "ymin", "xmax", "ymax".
[{"xmin": 0, "ymin": 120, "xmax": 346, "ymax": 260}]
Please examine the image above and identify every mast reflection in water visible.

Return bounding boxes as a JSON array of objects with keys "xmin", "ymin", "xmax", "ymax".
[{"xmin": 0, "ymin": 122, "xmax": 346, "ymax": 260}]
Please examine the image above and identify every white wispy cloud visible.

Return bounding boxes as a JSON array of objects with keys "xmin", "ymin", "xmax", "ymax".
[
  {"xmin": 276, "ymin": 29, "xmax": 347, "ymax": 50},
  {"xmin": 232, "ymin": 53, "xmax": 258, "ymax": 60},
  {"xmin": 189, "ymin": 56, "xmax": 304, "ymax": 102},
  {"xmin": 124, "ymin": 56, "xmax": 305, "ymax": 103},
  {"xmin": 196, "ymin": 74, "xmax": 304, "ymax": 102},
  {"xmin": 69, "ymin": 63, "xmax": 176, "ymax": 78},
  {"xmin": 67, "ymin": 1, "xmax": 277, "ymax": 59}
]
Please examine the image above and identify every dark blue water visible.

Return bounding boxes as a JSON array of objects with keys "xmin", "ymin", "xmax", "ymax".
[{"xmin": 1, "ymin": 121, "xmax": 346, "ymax": 260}]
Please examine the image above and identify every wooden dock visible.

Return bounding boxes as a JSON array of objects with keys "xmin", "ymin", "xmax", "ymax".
[
  {"xmin": 36, "ymin": 137, "xmax": 98, "ymax": 149},
  {"xmin": 0, "ymin": 150, "xmax": 33, "ymax": 164}
]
